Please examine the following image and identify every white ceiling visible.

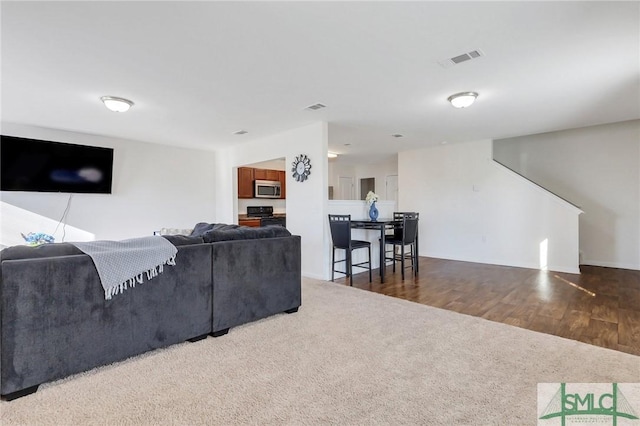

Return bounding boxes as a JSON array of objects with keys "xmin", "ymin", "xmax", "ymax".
[{"xmin": 2, "ymin": 2, "xmax": 638, "ymax": 164}]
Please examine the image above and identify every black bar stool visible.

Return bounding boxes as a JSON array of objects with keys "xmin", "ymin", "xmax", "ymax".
[
  {"xmin": 328, "ymin": 214, "xmax": 372, "ymax": 286},
  {"xmin": 383, "ymin": 212, "xmax": 419, "ymax": 279}
]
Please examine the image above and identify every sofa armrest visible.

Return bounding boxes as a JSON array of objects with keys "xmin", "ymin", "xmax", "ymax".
[{"xmin": 211, "ymin": 235, "xmax": 301, "ymax": 333}]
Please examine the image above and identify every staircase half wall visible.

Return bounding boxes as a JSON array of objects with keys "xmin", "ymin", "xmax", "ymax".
[{"xmin": 398, "ymin": 139, "xmax": 583, "ymax": 274}]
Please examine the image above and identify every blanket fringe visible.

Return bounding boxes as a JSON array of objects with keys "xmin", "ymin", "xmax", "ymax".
[{"xmin": 104, "ymin": 256, "xmax": 177, "ymax": 300}]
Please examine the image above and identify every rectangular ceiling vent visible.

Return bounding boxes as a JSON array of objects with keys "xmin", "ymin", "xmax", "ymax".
[
  {"xmin": 439, "ymin": 49, "xmax": 484, "ymax": 68},
  {"xmin": 305, "ymin": 103, "xmax": 326, "ymax": 111}
]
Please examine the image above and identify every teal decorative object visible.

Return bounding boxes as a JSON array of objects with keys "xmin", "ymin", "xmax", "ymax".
[{"xmin": 21, "ymin": 232, "xmax": 55, "ymax": 246}]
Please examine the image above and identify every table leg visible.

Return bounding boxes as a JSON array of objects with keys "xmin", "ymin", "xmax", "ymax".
[
  {"xmin": 380, "ymin": 226, "xmax": 386, "ymax": 283},
  {"xmin": 415, "ymin": 224, "xmax": 419, "ymax": 273}
]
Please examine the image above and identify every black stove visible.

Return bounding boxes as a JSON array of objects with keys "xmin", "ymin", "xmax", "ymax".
[
  {"xmin": 247, "ymin": 206, "xmax": 274, "ymax": 218},
  {"xmin": 247, "ymin": 206, "xmax": 286, "ymax": 227}
]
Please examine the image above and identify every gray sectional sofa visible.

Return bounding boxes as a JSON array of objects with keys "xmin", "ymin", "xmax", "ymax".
[{"xmin": 0, "ymin": 223, "xmax": 301, "ymax": 401}]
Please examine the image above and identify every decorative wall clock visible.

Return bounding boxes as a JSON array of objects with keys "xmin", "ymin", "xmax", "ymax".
[{"xmin": 292, "ymin": 154, "xmax": 311, "ymax": 182}]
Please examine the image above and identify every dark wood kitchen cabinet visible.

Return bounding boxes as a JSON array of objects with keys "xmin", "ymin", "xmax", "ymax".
[
  {"xmin": 254, "ymin": 168, "xmax": 279, "ymax": 181},
  {"xmin": 238, "ymin": 167, "xmax": 254, "ymax": 199},
  {"xmin": 238, "ymin": 167, "xmax": 286, "ymax": 199},
  {"xmin": 238, "ymin": 218, "xmax": 261, "ymax": 227}
]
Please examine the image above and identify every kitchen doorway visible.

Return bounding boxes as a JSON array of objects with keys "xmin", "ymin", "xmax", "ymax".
[{"xmin": 360, "ymin": 178, "xmax": 375, "ymax": 200}]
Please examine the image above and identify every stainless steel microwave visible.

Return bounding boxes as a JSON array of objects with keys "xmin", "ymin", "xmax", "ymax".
[{"xmin": 254, "ymin": 180, "xmax": 281, "ymax": 198}]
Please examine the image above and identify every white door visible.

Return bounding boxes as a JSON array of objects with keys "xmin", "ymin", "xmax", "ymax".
[
  {"xmin": 386, "ymin": 174, "xmax": 398, "ymax": 206},
  {"xmin": 338, "ymin": 176, "xmax": 355, "ymax": 200}
]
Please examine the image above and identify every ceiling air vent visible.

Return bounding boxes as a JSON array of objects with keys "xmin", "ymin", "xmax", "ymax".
[
  {"xmin": 439, "ymin": 49, "xmax": 484, "ymax": 68},
  {"xmin": 305, "ymin": 103, "xmax": 326, "ymax": 111}
]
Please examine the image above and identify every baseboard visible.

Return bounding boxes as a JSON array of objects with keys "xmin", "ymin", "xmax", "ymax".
[
  {"xmin": 547, "ymin": 266, "xmax": 581, "ymax": 275},
  {"xmin": 422, "ymin": 252, "xmax": 580, "ymax": 274},
  {"xmin": 581, "ymin": 259, "xmax": 640, "ymax": 271}
]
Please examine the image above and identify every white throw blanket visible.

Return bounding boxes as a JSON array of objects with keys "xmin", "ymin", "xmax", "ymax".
[{"xmin": 72, "ymin": 236, "xmax": 178, "ymax": 300}]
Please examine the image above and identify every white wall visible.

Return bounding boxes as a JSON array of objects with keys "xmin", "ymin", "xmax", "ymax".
[
  {"xmin": 250, "ymin": 158, "xmax": 286, "ymax": 170},
  {"xmin": 353, "ymin": 158, "xmax": 398, "ymax": 201},
  {"xmin": 399, "ymin": 139, "xmax": 582, "ymax": 274},
  {"xmin": 1, "ymin": 123, "xmax": 216, "ymax": 242},
  {"xmin": 494, "ymin": 120, "xmax": 640, "ymax": 270},
  {"xmin": 0, "ymin": 201, "xmax": 95, "ymax": 247},
  {"xmin": 327, "ymin": 160, "xmax": 355, "ymax": 200},
  {"xmin": 216, "ymin": 122, "xmax": 329, "ymax": 279},
  {"xmin": 328, "ymin": 156, "xmax": 398, "ymax": 200}
]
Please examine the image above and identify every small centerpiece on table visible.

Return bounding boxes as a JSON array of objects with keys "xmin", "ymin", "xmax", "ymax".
[{"xmin": 365, "ymin": 191, "xmax": 379, "ymax": 221}]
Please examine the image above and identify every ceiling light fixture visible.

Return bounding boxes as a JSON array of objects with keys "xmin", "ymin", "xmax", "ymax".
[
  {"xmin": 447, "ymin": 92, "xmax": 478, "ymax": 108},
  {"xmin": 100, "ymin": 96, "xmax": 134, "ymax": 112},
  {"xmin": 327, "ymin": 152, "xmax": 338, "ymax": 158}
]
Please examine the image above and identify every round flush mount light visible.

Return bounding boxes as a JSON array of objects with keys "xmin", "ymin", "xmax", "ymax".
[
  {"xmin": 100, "ymin": 96, "xmax": 134, "ymax": 112},
  {"xmin": 447, "ymin": 92, "xmax": 478, "ymax": 108}
]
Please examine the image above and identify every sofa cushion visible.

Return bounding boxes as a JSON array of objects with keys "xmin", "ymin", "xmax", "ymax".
[
  {"xmin": 190, "ymin": 222, "xmax": 217, "ymax": 236},
  {"xmin": 202, "ymin": 225, "xmax": 291, "ymax": 243},
  {"xmin": 190, "ymin": 222, "xmax": 212, "ymax": 236},
  {"xmin": 0, "ymin": 235, "xmax": 204, "ymax": 261},
  {"xmin": 0, "ymin": 243, "xmax": 83, "ymax": 261},
  {"xmin": 161, "ymin": 235, "xmax": 204, "ymax": 246},
  {"xmin": 190, "ymin": 223, "xmax": 239, "ymax": 236}
]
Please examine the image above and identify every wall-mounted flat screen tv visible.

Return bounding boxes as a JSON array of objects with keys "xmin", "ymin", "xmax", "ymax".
[{"xmin": 1, "ymin": 135, "xmax": 114, "ymax": 194}]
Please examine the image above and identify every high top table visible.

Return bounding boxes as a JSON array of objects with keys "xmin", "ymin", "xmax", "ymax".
[{"xmin": 350, "ymin": 218, "xmax": 419, "ymax": 283}]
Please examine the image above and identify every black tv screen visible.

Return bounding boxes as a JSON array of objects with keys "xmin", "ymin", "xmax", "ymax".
[{"xmin": 1, "ymin": 135, "xmax": 114, "ymax": 194}]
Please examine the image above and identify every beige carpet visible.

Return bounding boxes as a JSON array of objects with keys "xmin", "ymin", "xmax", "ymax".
[{"xmin": 1, "ymin": 278, "xmax": 638, "ymax": 425}]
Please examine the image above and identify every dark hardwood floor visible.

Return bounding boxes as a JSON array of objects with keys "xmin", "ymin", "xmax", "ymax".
[{"xmin": 333, "ymin": 257, "xmax": 640, "ymax": 356}]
